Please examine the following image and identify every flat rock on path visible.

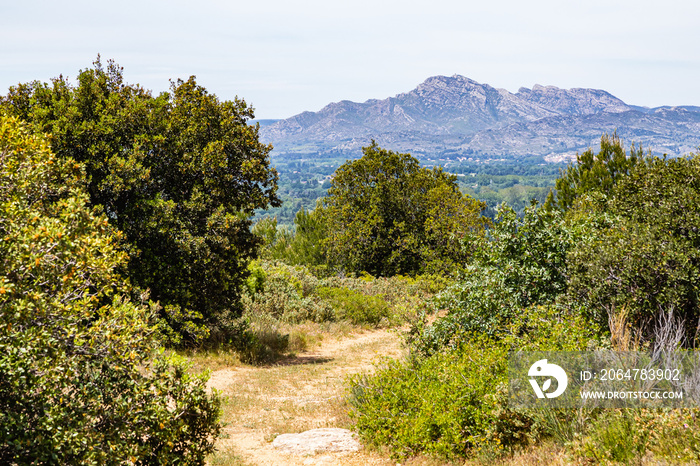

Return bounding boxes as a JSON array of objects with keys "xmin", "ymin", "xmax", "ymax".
[{"xmin": 272, "ymin": 428, "xmax": 361, "ymax": 455}]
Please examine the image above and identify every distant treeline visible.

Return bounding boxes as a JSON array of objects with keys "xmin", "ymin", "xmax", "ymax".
[{"xmin": 259, "ymin": 156, "xmax": 567, "ymax": 226}]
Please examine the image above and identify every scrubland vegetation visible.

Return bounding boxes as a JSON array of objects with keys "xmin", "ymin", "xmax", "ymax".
[
  {"xmin": 2, "ymin": 59, "xmax": 700, "ymax": 465},
  {"xmin": 342, "ymin": 136, "xmax": 700, "ymax": 465},
  {"xmin": 232, "ymin": 134, "xmax": 700, "ymax": 465}
]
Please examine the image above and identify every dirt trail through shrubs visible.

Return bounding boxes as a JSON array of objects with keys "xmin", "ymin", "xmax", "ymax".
[{"xmin": 206, "ymin": 329, "xmax": 403, "ymax": 466}]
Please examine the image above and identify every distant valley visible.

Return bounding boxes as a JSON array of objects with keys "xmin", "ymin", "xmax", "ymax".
[{"xmin": 259, "ymin": 75, "xmax": 700, "ymax": 162}]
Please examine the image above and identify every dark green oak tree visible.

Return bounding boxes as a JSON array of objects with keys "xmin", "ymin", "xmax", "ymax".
[
  {"xmin": 0, "ymin": 116, "xmax": 221, "ymax": 463},
  {"xmin": 567, "ymin": 154, "xmax": 700, "ymax": 340},
  {"xmin": 321, "ymin": 142, "xmax": 488, "ymax": 276},
  {"xmin": 2, "ymin": 58, "xmax": 280, "ymax": 345}
]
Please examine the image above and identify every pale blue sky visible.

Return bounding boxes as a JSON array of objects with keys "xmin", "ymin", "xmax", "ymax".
[{"xmin": 2, "ymin": 0, "xmax": 699, "ymax": 119}]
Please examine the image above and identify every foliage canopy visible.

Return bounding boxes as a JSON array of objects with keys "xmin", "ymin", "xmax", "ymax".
[
  {"xmin": 545, "ymin": 133, "xmax": 644, "ymax": 211},
  {"xmin": 0, "ymin": 116, "xmax": 221, "ymax": 464},
  {"xmin": 567, "ymin": 154, "xmax": 700, "ymax": 339},
  {"xmin": 253, "ymin": 206, "xmax": 330, "ymax": 275},
  {"xmin": 321, "ymin": 142, "xmax": 487, "ymax": 276},
  {"xmin": 1, "ymin": 58, "xmax": 280, "ymax": 345}
]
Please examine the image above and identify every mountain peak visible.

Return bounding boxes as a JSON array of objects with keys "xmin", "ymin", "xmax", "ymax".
[
  {"xmin": 260, "ymin": 75, "xmax": 700, "ymax": 159},
  {"xmin": 407, "ymin": 74, "xmax": 485, "ymax": 96}
]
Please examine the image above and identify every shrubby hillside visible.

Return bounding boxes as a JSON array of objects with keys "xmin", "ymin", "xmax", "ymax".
[
  {"xmin": 255, "ymin": 135, "xmax": 700, "ymax": 464},
  {"xmin": 4, "ymin": 58, "xmax": 700, "ymax": 464},
  {"xmin": 346, "ymin": 138, "xmax": 700, "ymax": 464}
]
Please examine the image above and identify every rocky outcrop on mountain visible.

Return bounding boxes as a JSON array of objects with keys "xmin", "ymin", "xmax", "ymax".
[
  {"xmin": 468, "ymin": 108, "xmax": 700, "ymax": 161},
  {"xmin": 515, "ymin": 85, "xmax": 631, "ymax": 116},
  {"xmin": 260, "ymin": 75, "xmax": 700, "ymax": 160}
]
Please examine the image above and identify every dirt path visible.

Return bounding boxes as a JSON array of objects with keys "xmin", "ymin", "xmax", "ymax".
[{"xmin": 206, "ymin": 328, "xmax": 405, "ymax": 466}]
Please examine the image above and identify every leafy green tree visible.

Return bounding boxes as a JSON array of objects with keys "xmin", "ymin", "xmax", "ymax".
[
  {"xmin": 254, "ymin": 206, "xmax": 331, "ymax": 274},
  {"xmin": 417, "ymin": 202, "xmax": 582, "ymax": 352},
  {"xmin": 252, "ymin": 216, "xmax": 288, "ymax": 258},
  {"xmin": 286, "ymin": 206, "xmax": 330, "ymax": 269},
  {"xmin": 567, "ymin": 154, "xmax": 700, "ymax": 340},
  {"xmin": 545, "ymin": 133, "xmax": 645, "ymax": 211},
  {"xmin": 321, "ymin": 142, "xmax": 487, "ymax": 276},
  {"xmin": 1, "ymin": 58, "xmax": 280, "ymax": 345},
  {"xmin": 476, "ymin": 202, "xmax": 576, "ymax": 305},
  {"xmin": 0, "ymin": 116, "xmax": 221, "ymax": 464}
]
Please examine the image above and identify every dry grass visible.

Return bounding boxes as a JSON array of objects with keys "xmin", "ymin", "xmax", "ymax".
[
  {"xmin": 207, "ymin": 448, "xmax": 252, "ymax": 466},
  {"xmin": 181, "ymin": 320, "xmax": 358, "ymax": 375},
  {"xmin": 475, "ymin": 443, "xmax": 573, "ymax": 466},
  {"xmin": 607, "ymin": 305, "xmax": 640, "ymax": 351},
  {"xmin": 181, "ymin": 348, "xmax": 244, "ymax": 374},
  {"xmin": 202, "ymin": 327, "xmax": 405, "ymax": 466},
  {"xmin": 219, "ymin": 363, "xmax": 353, "ymax": 434},
  {"xmin": 353, "ymin": 442, "xmax": 574, "ymax": 466},
  {"xmin": 197, "ymin": 325, "xmax": 585, "ymax": 466}
]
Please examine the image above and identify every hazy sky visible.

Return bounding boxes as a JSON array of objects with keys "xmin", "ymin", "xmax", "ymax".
[{"xmin": 2, "ymin": 0, "xmax": 699, "ymax": 119}]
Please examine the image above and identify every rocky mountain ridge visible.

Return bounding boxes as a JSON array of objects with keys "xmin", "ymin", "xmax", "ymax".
[{"xmin": 260, "ymin": 75, "xmax": 700, "ymax": 161}]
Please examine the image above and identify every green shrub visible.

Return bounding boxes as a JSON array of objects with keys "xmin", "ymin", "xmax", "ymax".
[
  {"xmin": 354, "ymin": 299, "xmax": 602, "ymax": 462},
  {"xmin": 254, "ymin": 207, "xmax": 333, "ymax": 276},
  {"xmin": 545, "ymin": 133, "xmax": 645, "ymax": 212},
  {"xmin": 348, "ymin": 336, "xmax": 531, "ymax": 461},
  {"xmin": 567, "ymin": 155, "xmax": 700, "ymax": 341},
  {"xmin": 317, "ymin": 286, "xmax": 390, "ymax": 325},
  {"xmin": 0, "ymin": 116, "xmax": 221, "ymax": 464},
  {"xmin": 239, "ymin": 261, "xmax": 443, "ymax": 341},
  {"xmin": 476, "ymin": 203, "xmax": 574, "ymax": 307},
  {"xmin": 317, "ymin": 273, "xmax": 445, "ymax": 328},
  {"xmin": 410, "ymin": 298, "xmax": 601, "ymax": 358},
  {"xmin": 410, "ymin": 202, "xmax": 587, "ymax": 356},
  {"xmin": 320, "ymin": 273, "xmax": 444, "ymax": 301},
  {"xmin": 242, "ymin": 261, "xmax": 334, "ymax": 324},
  {"xmin": 570, "ymin": 408, "xmax": 700, "ymax": 464},
  {"xmin": 576, "ymin": 410, "xmax": 648, "ymax": 464},
  {"xmin": 245, "ymin": 260, "xmax": 267, "ymax": 296},
  {"xmin": 505, "ymin": 302, "xmax": 603, "ymax": 351},
  {"xmin": 421, "ymin": 265, "xmax": 517, "ymax": 351},
  {"xmin": 241, "ymin": 261, "xmax": 440, "ymax": 327}
]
